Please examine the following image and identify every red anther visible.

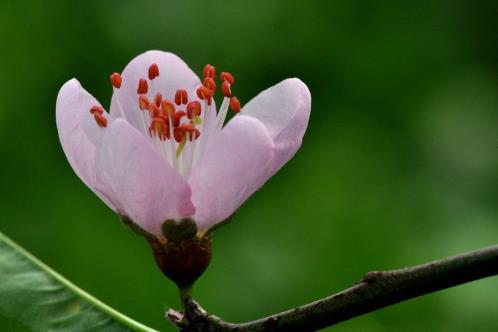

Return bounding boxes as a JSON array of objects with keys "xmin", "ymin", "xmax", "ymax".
[
  {"xmin": 148, "ymin": 63, "xmax": 159, "ymax": 80},
  {"xmin": 174, "ymin": 123, "xmax": 196, "ymax": 142},
  {"xmin": 138, "ymin": 95, "xmax": 150, "ymax": 110},
  {"xmin": 154, "ymin": 93, "xmax": 163, "ymax": 107},
  {"xmin": 193, "ymin": 128, "xmax": 201, "ymax": 140},
  {"xmin": 110, "ymin": 72, "xmax": 122, "ymax": 89},
  {"xmin": 174, "ymin": 89, "xmax": 189, "ymax": 106},
  {"xmin": 203, "ymin": 77, "xmax": 216, "ymax": 91},
  {"xmin": 221, "ymin": 80, "xmax": 231, "ymax": 97},
  {"xmin": 220, "ymin": 72, "xmax": 234, "ymax": 85},
  {"xmin": 90, "ymin": 105, "xmax": 104, "ymax": 115},
  {"xmin": 161, "ymin": 100, "xmax": 176, "ymax": 116},
  {"xmin": 203, "ymin": 64, "xmax": 216, "ymax": 79},
  {"xmin": 196, "ymin": 86, "xmax": 214, "ymax": 105},
  {"xmin": 230, "ymin": 96, "xmax": 241, "ymax": 113},
  {"xmin": 173, "ymin": 110, "xmax": 186, "ymax": 127},
  {"xmin": 186, "ymin": 101, "xmax": 201, "ymax": 119},
  {"xmin": 149, "ymin": 117, "xmax": 169, "ymax": 140},
  {"xmin": 137, "ymin": 78, "xmax": 148, "ymax": 94},
  {"xmin": 94, "ymin": 113, "xmax": 107, "ymax": 128}
]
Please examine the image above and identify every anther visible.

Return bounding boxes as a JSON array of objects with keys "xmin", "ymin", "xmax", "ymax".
[
  {"xmin": 94, "ymin": 113, "xmax": 107, "ymax": 128},
  {"xmin": 90, "ymin": 105, "xmax": 104, "ymax": 115},
  {"xmin": 196, "ymin": 86, "xmax": 214, "ymax": 105},
  {"xmin": 174, "ymin": 89, "xmax": 189, "ymax": 106},
  {"xmin": 139, "ymin": 95, "xmax": 150, "ymax": 110},
  {"xmin": 203, "ymin": 64, "xmax": 216, "ymax": 79},
  {"xmin": 109, "ymin": 73, "xmax": 122, "ymax": 89},
  {"xmin": 148, "ymin": 103, "xmax": 161, "ymax": 117},
  {"xmin": 161, "ymin": 100, "xmax": 176, "ymax": 117},
  {"xmin": 137, "ymin": 78, "xmax": 149, "ymax": 94},
  {"xmin": 173, "ymin": 110, "xmax": 186, "ymax": 127},
  {"xmin": 154, "ymin": 93, "xmax": 163, "ymax": 107},
  {"xmin": 221, "ymin": 80, "xmax": 231, "ymax": 97},
  {"xmin": 220, "ymin": 72, "xmax": 234, "ymax": 85},
  {"xmin": 203, "ymin": 77, "xmax": 216, "ymax": 91},
  {"xmin": 186, "ymin": 101, "xmax": 201, "ymax": 119},
  {"xmin": 230, "ymin": 96, "xmax": 241, "ymax": 113},
  {"xmin": 148, "ymin": 63, "xmax": 159, "ymax": 80},
  {"xmin": 149, "ymin": 117, "xmax": 169, "ymax": 140}
]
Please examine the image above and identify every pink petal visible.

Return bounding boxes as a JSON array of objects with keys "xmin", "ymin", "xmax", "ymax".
[
  {"xmin": 94, "ymin": 119, "xmax": 195, "ymax": 236},
  {"xmin": 241, "ymin": 78, "xmax": 311, "ymax": 176},
  {"xmin": 56, "ymin": 79, "xmax": 117, "ymax": 210},
  {"xmin": 110, "ymin": 51, "xmax": 202, "ymax": 135},
  {"xmin": 189, "ymin": 115, "xmax": 275, "ymax": 230}
]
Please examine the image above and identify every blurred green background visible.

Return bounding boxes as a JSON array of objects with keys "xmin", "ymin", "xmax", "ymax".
[{"xmin": 0, "ymin": 1, "xmax": 497, "ymax": 331}]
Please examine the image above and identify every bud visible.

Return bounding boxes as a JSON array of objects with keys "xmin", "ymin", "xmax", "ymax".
[{"xmin": 149, "ymin": 219, "xmax": 212, "ymax": 290}]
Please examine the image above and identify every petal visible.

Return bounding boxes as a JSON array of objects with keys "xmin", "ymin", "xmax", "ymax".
[
  {"xmin": 110, "ymin": 50, "xmax": 202, "ymax": 135},
  {"xmin": 56, "ymin": 79, "xmax": 116, "ymax": 210},
  {"xmin": 241, "ymin": 78, "xmax": 311, "ymax": 176},
  {"xmin": 95, "ymin": 119, "xmax": 195, "ymax": 236},
  {"xmin": 189, "ymin": 115, "xmax": 275, "ymax": 230}
]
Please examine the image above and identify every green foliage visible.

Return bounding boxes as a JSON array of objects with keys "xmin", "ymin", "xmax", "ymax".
[{"xmin": 0, "ymin": 231, "xmax": 156, "ymax": 332}]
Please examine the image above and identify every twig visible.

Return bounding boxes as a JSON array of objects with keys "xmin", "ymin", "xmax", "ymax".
[{"xmin": 168, "ymin": 244, "xmax": 498, "ymax": 331}]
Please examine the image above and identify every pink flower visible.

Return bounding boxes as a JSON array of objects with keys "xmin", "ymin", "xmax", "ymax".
[{"xmin": 56, "ymin": 51, "xmax": 311, "ymax": 237}]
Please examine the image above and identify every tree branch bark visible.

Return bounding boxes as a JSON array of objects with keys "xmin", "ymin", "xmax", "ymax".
[{"xmin": 169, "ymin": 244, "xmax": 498, "ymax": 332}]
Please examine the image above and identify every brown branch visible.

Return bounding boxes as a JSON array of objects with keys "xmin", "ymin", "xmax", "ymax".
[{"xmin": 169, "ymin": 244, "xmax": 498, "ymax": 332}]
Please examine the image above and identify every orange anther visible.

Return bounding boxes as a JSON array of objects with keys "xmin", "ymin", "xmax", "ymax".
[
  {"xmin": 196, "ymin": 86, "xmax": 214, "ymax": 105},
  {"xmin": 149, "ymin": 117, "xmax": 169, "ymax": 140},
  {"xmin": 154, "ymin": 92, "xmax": 163, "ymax": 107},
  {"xmin": 203, "ymin": 77, "xmax": 216, "ymax": 91},
  {"xmin": 148, "ymin": 103, "xmax": 160, "ymax": 117},
  {"xmin": 174, "ymin": 89, "xmax": 188, "ymax": 105},
  {"xmin": 138, "ymin": 95, "xmax": 150, "ymax": 110},
  {"xmin": 148, "ymin": 63, "xmax": 159, "ymax": 80},
  {"xmin": 137, "ymin": 78, "xmax": 148, "ymax": 94},
  {"xmin": 203, "ymin": 64, "xmax": 216, "ymax": 79},
  {"xmin": 90, "ymin": 105, "xmax": 104, "ymax": 115},
  {"xmin": 110, "ymin": 72, "xmax": 122, "ymax": 89},
  {"xmin": 186, "ymin": 101, "xmax": 201, "ymax": 119},
  {"xmin": 221, "ymin": 80, "xmax": 231, "ymax": 97},
  {"xmin": 230, "ymin": 96, "xmax": 241, "ymax": 113},
  {"xmin": 161, "ymin": 100, "xmax": 176, "ymax": 116},
  {"xmin": 94, "ymin": 113, "xmax": 107, "ymax": 128},
  {"xmin": 220, "ymin": 72, "xmax": 234, "ymax": 85},
  {"xmin": 174, "ymin": 123, "xmax": 196, "ymax": 142}
]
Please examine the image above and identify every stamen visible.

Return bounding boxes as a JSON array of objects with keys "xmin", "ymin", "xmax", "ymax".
[
  {"xmin": 220, "ymin": 72, "xmax": 234, "ymax": 85},
  {"xmin": 221, "ymin": 80, "xmax": 231, "ymax": 97},
  {"xmin": 174, "ymin": 111, "xmax": 187, "ymax": 127},
  {"xmin": 148, "ymin": 63, "xmax": 159, "ymax": 80},
  {"xmin": 174, "ymin": 89, "xmax": 188, "ymax": 106},
  {"xmin": 203, "ymin": 64, "xmax": 216, "ymax": 79},
  {"xmin": 230, "ymin": 96, "xmax": 241, "ymax": 113},
  {"xmin": 137, "ymin": 78, "xmax": 149, "ymax": 94},
  {"xmin": 94, "ymin": 113, "xmax": 107, "ymax": 128},
  {"xmin": 203, "ymin": 77, "xmax": 216, "ymax": 91},
  {"xmin": 161, "ymin": 100, "xmax": 176, "ymax": 117},
  {"xmin": 187, "ymin": 101, "xmax": 201, "ymax": 119},
  {"xmin": 149, "ymin": 117, "xmax": 169, "ymax": 140},
  {"xmin": 90, "ymin": 105, "xmax": 104, "ymax": 115},
  {"xmin": 139, "ymin": 95, "xmax": 150, "ymax": 110},
  {"xmin": 196, "ymin": 86, "xmax": 214, "ymax": 105},
  {"xmin": 154, "ymin": 93, "xmax": 163, "ymax": 107},
  {"xmin": 109, "ymin": 73, "xmax": 122, "ymax": 89}
]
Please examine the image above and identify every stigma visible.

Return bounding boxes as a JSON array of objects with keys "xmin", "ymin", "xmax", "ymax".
[{"xmin": 90, "ymin": 62, "xmax": 243, "ymax": 178}]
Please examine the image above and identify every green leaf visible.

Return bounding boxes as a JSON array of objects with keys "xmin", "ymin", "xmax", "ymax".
[{"xmin": 0, "ymin": 231, "xmax": 159, "ymax": 332}]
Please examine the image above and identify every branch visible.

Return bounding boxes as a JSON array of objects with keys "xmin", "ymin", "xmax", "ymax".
[{"xmin": 170, "ymin": 244, "xmax": 498, "ymax": 331}]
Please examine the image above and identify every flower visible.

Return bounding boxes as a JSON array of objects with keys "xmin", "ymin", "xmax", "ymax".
[{"xmin": 56, "ymin": 51, "xmax": 311, "ymax": 239}]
